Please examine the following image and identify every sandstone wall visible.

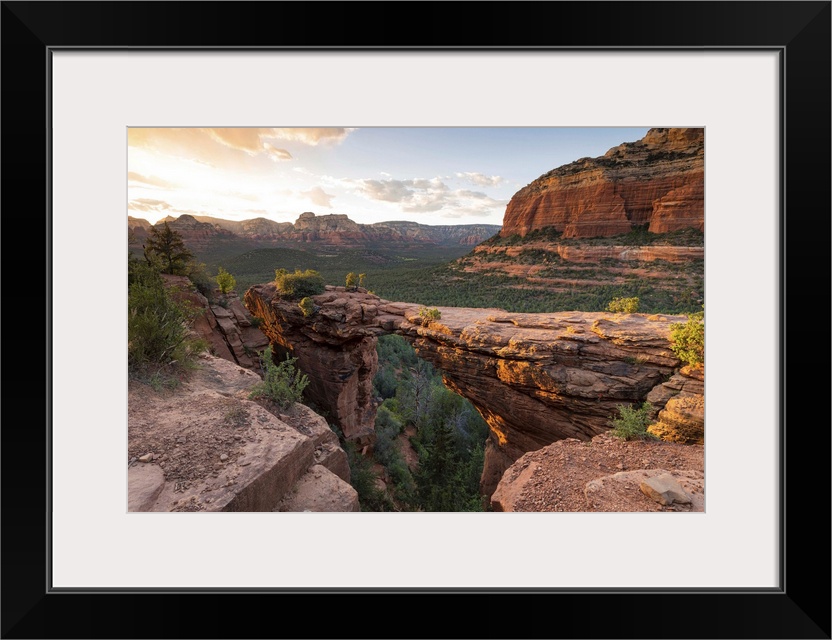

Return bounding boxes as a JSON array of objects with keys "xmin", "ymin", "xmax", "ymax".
[{"xmin": 500, "ymin": 127, "xmax": 704, "ymax": 239}]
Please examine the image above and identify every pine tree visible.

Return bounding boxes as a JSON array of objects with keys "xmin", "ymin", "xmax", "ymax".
[{"xmin": 143, "ymin": 221, "xmax": 194, "ymax": 275}]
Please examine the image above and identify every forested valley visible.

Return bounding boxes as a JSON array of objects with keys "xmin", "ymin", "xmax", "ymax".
[{"xmin": 342, "ymin": 335, "xmax": 489, "ymax": 512}]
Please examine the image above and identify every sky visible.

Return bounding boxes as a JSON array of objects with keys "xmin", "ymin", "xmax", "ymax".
[{"xmin": 128, "ymin": 127, "xmax": 651, "ymax": 227}]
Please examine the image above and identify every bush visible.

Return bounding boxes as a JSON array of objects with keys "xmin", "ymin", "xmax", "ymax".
[
  {"xmin": 298, "ymin": 297, "xmax": 315, "ymax": 317},
  {"xmin": 249, "ymin": 346, "xmax": 310, "ymax": 409},
  {"xmin": 274, "ymin": 268, "xmax": 325, "ymax": 299},
  {"xmin": 607, "ymin": 296, "xmax": 640, "ymax": 313},
  {"xmin": 216, "ymin": 266, "xmax": 236, "ymax": 294},
  {"xmin": 670, "ymin": 309, "xmax": 704, "ymax": 366},
  {"xmin": 128, "ymin": 260, "xmax": 206, "ymax": 383},
  {"xmin": 418, "ymin": 307, "xmax": 442, "ymax": 323},
  {"xmin": 345, "ymin": 272, "xmax": 358, "ymax": 290},
  {"xmin": 186, "ymin": 261, "xmax": 214, "ymax": 299},
  {"xmin": 609, "ymin": 402, "xmax": 657, "ymax": 441}
]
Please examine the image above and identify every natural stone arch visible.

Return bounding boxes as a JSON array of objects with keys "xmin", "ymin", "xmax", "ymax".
[{"xmin": 244, "ymin": 284, "xmax": 684, "ymax": 496}]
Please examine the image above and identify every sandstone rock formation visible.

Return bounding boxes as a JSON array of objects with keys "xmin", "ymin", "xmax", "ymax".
[
  {"xmin": 128, "ymin": 212, "xmax": 501, "ymax": 251},
  {"xmin": 154, "ymin": 214, "xmax": 240, "ymax": 251},
  {"xmin": 128, "ymin": 353, "xmax": 358, "ymax": 512},
  {"xmin": 490, "ymin": 431, "xmax": 704, "ymax": 512},
  {"xmin": 161, "ymin": 275, "xmax": 269, "ymax": 371},
  {"xmin": 244, "ymin": 286, "xmax": 696, "ymax": 496},
  {"xmin": 472, "ymin": 242, "xmax": 704, "ymax": 264},
  {"xmin": 500, "ymin": 128, "xmax": 704, "ymax": 238},
  {"xmin": 646, "ymin": 365, "xmax": 705, "ymax": 444}
]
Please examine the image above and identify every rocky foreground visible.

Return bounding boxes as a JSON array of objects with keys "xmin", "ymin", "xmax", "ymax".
[
  {"xmin": 128, "ymin": 353, "xmax": 358, "ymax": 512},
  {"xmin": 491, "ymin": 432, "xmax": 703, "ymax": 512}
]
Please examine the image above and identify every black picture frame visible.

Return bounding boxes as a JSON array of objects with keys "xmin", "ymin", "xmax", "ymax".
[{"xmin": 2, "ymin": 2, "xmax": 829, "ymax": 638}]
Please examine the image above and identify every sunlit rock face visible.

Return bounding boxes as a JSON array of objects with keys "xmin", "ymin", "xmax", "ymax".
[
  {"xmin": 500, "ymin": 128, "xmax": 704, "ymax": 239},
  {"xmin": 245, "ymin": 286, "xmax": 690, "ymax": 496}
]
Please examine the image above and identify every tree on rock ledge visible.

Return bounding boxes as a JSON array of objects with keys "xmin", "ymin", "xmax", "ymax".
[{"xmin": 143, "ymin": 221, "xmax": 194, "ymax": 276}]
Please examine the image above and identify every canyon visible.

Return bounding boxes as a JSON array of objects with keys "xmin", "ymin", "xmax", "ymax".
[{"xmin": 129, "ymin": 126, "xmax": 705, "ymax": 510}]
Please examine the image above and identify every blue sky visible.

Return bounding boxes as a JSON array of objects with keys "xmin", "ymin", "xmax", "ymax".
[{"xmin": 128, "ymin": 127, "xmax": 650, "ymax": 226}]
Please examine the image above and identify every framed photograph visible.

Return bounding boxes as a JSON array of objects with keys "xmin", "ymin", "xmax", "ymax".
[{"xmin": 4, "ymin": 2, "xmax": 829, "ymax": 638}]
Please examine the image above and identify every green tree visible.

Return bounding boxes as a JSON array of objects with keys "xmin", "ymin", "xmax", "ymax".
[
  {"xmin": 298, "ymin": 297, "xmax": 315, "ymax": 317},
  {"xmin": 418, "ymin": 307, "xmax": 442, "ymax": 323},
  {"xmin": 609, "ymin": 402, "xmax": 656, "ymax": 441},
  {"xmin": 216, "ymin": 266, "xmax": 236, "ymax": 294},
  {"xmin": 607, "ymin": 296, "xmax": 640, "ymax": 313},
  {"xmin": 415, "ymin": 422, "xmax": 458, "ymax": 511},
  {"xmin": 274, "ymin": 268, "xmax": 325, "ymax": 299},
  {"xmin": 345, "ymin": 272, "xmax": 358, "ymax": 290},
  {"xmin": 670, "ymin": 308, "xmax": 704, "ymax": 366},
  {"xmin": 143, "ymin": 221, "xmax": 194, "ymax": 275},
  {"xmin": 248, "ymin": 346, "xmax": 310, "ymax": 409}
]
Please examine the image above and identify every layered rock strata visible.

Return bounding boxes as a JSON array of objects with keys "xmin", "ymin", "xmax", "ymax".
[
  {"xmin": 472, "ymin": 242, "xmax": 704, "ymax": 264},
  {"xmin": 245, "ymin": 286, "xmax": 693, "ymax": 496},
  {"xmin": 162, "ymin": 275, "xmax": 269, "ymax": 371},
  {"xmin": 500, "ymin": 128, "xmax": 704, "ymax": 238}
]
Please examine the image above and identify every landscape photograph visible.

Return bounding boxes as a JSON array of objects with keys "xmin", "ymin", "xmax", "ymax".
[{"xmin": 127, "ymin": 126, "xmax": 705, "ymax": 513}]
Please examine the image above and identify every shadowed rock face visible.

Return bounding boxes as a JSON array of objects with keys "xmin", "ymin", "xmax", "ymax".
[
  {"xmin": 500, "ymin": 127, "xmax": 704, "ymax": 238},
  {"xmin": 245, "ymin": 285, "xmax": 690, "ymax": 496}
]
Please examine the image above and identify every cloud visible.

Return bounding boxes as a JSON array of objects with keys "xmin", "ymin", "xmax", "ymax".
[
  {"xmin": 358, "ymin": 177, "xmax": 451, "ymax": 213},
  {"xmin": 269, "ymin": 128, "xmax": 356, "ymax": 146},
  {"xmin": 263, "ymin": 142, "xmax": 293, "ymax": 161},
  {"xmin": 129, "ymin": 128, "xmax": 293, "ymax": 165},
  {"xmin": 203, "ymin": 128, "xmax": 266, "ymax": 154},
  {"xmin": 204, "ymin": 129, "xmax": 294, "ymax": 161},
  {"xmin": 358, "ymin": 176, "xmax": 507, "ymax": 217},
  {"xmin": 128, "ymin": 198, "xmax": 173, "ymax": 212},
  {"xmin": 227, "ymin": 190, "xmax": 260, "ymax": 202},
  {"xmin": 455, "ymin": 172, "xmax": 504, "ymax": 187},
  {"xmin": 301, "ymin": 187, "xmax": 335, "ymax": 208},
  {"xmin": 128, "ymin": 172, "xmax": 175, "ymax": 189}
]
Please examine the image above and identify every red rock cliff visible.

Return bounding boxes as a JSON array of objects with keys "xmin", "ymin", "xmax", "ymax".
[{"xmin": 500, "ymin": 128, "xmax": 704, "ymax": 238}]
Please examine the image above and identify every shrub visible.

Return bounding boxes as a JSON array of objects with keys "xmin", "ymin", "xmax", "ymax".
[
  {"xmin": 607, "ymin": 296, "xmax": 640, "ymax": 313},
  {"xmin": 248, "ymin": 346, "xmax": 310, "ymax": 409},
  {"xmin": 128, "ymin": 260, "xmax": 206, "ymax": 382},
  {"xmin": 216, "ymin": 266, "xmax": 236, "ymax": 294},
  {"xmin": 609, "ymin": 402, "xmax": 657, "ymax": 441},
  {"xmin": 345, "ymin": 272, "xmax": 358, "ymax": 290},
  {"xmin": 274, "ymin": 268, "xmax": 325, "ymax": 299},
  {"xmin": 670, "ymin": 309, "xmax": 704, "ymax": 367},
  {"xmin": 418, "ymin": 307, "xmax": 442, "ymax": 323},
  {"xmin": 186, "ymin": 261, "xmax": 214, "ymax": 299},
  {"xmin": 359, "ymin": 273, "xmax": 366, "ymax": 288},
  {"xmin": 298, "ymin": 297, "xmax": 315, "ymax": 317}
]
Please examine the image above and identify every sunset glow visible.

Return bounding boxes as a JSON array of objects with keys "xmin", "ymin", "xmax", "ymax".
[{"xmin": 128, "ymin": 127, "xmax": 650, "ymax": 226}]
